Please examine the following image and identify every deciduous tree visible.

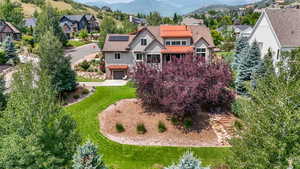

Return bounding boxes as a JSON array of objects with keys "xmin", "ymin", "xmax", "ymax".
[{"xmin": 0, "ymin": 0, "xmax": 24, "ymax": 29}]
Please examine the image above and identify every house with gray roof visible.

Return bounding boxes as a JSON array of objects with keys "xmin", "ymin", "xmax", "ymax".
[
  {"xmin": 249, "ymin": 8, "xmax": 300, "ymax": 63},
  {"xmin": 24, "ymin": 18, "xmax": 37, "ymax": 28},
  {"xmin": 102, "ymin": 25, "xmax": 215, "ymax": 79},
  {"xmin": 0, "ymin": 20, "xmax": 21, "ymax": 42}
]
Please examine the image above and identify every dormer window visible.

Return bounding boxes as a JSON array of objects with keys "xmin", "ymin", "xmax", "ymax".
[
  {"xmin": 196, "ymin": 48, "xmax": 206, "ymax": 57},
  {"xmin": 115, "ymin": 53, "xmax": 121, "ymax": 60},
  {"xmin": 141, "ymin": 39, "xmax": 147, "ymax": 46}
]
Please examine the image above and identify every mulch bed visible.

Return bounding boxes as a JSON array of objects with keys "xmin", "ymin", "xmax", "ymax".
[{"xmin": 99, "ymin": 99, "xmax": 236, "ymax": 147}]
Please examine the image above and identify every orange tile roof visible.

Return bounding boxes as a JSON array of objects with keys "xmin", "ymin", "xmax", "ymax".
[
  {"xmin": 161, "ymin": 46, "xmax": 194, "ymax": 54},
  {"xmin": 107, "ymin": 65, "xmax": 129, "ymax": 70},
  {"xmin": 160, "ymin": 25, "xmax": 192, "ymax": 38}
]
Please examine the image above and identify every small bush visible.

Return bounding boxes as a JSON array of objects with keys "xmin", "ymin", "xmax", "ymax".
[
  {"xmin": 73, "ymin": 94, "xmax": 80, "ymax": 99},
  {"xmin": 79, "ymin": 60, "xmax": 90, "ymax": 71},
  {"xmin": 81, "ymin": 88, "xmax": 90, "ymax": 95},
  {"xmin": 137, "ymin": 123, "xmax": 147, "ymax": 134},
  {"xmin": 171, "ymin": 117, "xmax": 180, "ymax": 126},
  {"xmin": 234, "ymin": 120, "xmax": 243, "ymax": 131},
  {"xmin": 158, "ymin": 121, "xmax": 167, "ymax": 133},
  {"xmin": 116, "ymin": 123, "xmax": 125, "ymax": 133},
  {"xmin": 183, "ymin": 118, "xmax": 193, "ymax": 129},
  {"xmin": 231, "ymin": 97, "xmax": 249, "ymax": 117}
]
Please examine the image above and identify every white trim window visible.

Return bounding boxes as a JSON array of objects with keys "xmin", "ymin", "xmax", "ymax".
[
  {"xmin": 114, "ymin": 52, "xmax": 121, "ymax": 60},
  {"xmin": 166, "ymin": 40, "xmax": 188, "ymax": 46},
  {"xmin": 136, "ymin": 53, "xmax": 143, "ymax": 61},
  {"xmin": 196, "ymin": 48, "xmax": 206, "ymax": 57},
  {"xmin": 146, "ymin": 54, "xmax": 161, "ymax": 63},
  {"xmin": 141, "ymin": 38, "xmax": 147, "ymax": 46}
]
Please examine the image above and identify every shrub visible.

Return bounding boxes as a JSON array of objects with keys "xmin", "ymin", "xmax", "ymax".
[
  {"xmin": 136, "ymin": 123, "xmax": 147, "ymax": 134},
  {"xmin": 79, "ymin": 60, "xmax": 90, "ymax": 71},
  {"xmin": 233, "ymin": 120, "xmax": 243, "ymax": 131},
  {"xmin": 22, "ymin": 35, "xmax": 34, "ymax": 47},
  {"xmin": 171, "ymin": 117, "xmax": 180, "ymax": 126},
  {"xmin": 0, "ymin": 50, "xmax": 7, "ymax": 64},
  {"xmin": 81, "ymin": 88, "xmax": 89, "ymax": 95},
  {"xmin": 231, "ymin": 97, "xmax": 249, "ymax": 117},
  {"xmin": 73, "ymin": 94, "xmax": 80, "ymax": 99},
  {"xmin": 115, "ymin": 123, "xmax": 125, "ymax": 133},
  {"xmin": 158, "ymin": 121, "xmax": 167, "ymax": 133},
  {"xmin": 134, "ymin": 54, "xmax": 235, "ymax": 117},
  {"xmin": 164, "ymin": 151, "xmax": 209, "ymax": 169},
  {"xmin": 183, "ymin": 118, "xmax": 193, "ymax": 129}
]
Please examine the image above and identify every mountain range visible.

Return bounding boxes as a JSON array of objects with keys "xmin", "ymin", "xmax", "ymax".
[{"xmin": 74, "ymin": 0, "xmax": 255, "ymax": 16}]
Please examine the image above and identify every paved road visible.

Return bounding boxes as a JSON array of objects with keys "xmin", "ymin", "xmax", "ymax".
[
  {"xmin": 78, "ymin": 80, "xmax": 128, "ymax": 87},
  {"xmin": 64, "ymin": 43, "xmax": 100, "ymax": 65}
]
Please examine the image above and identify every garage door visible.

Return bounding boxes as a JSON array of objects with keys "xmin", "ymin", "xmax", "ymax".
[{"xmin": 113, "ymin": 70, "xmax": 125, "ymax": 80}]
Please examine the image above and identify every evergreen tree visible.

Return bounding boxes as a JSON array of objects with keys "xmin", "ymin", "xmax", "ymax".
[
  {"xmin": 34, "ymin": 4, "xmax": 67, "ymax": 45},
  {"xmin": 38, "ymin": 31, "xmax": 76, "ymax": 94},
  {"xmin": 0, "ymin": 64, "xmax": 81, "ymax": 168},
  {"xmin": 228, "ymin": 51, "xmax": 300, "ymax": 169},
  {"xmin": 73, "ymin": 140, "xmax": 107, "ymax": 169},
  {"xmin": 164, "ymin": 152, "xmax": 209, "ymax": 169},
  {"xmin": 0, "ymin": 49, "xmax": 6, "ymax": 64},
  {"xmin": 0, "ymin": 76, "xmax": 6, "ymax": 111},
  {"xmin": 2, "ymin": 36, "xmax": 17, "ymax": 64},
  {"xmin": 232, "ymin": 36, "xmax": 248, "ymax": 70},
  {"xmin": 235, "ymin": 41, "xmax": 261, "ymax": 95}
]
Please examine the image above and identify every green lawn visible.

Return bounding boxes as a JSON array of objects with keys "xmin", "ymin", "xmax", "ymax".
[
  {"xmin": 65, "ymin": 85, "xmax": 230, "ymax": 169},
  {"xmin": 66, "ymin": 40, "xmax": 89, "ymax": 47},
  {"xmin": 76, "ymin": 75, "xmax": 105, "ymax": 82}
]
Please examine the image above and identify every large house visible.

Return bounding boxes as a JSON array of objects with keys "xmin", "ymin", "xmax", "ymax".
[
  {"xmin": 102, "ymin": 25, "xmax": 215, "ymax": 79},
  {"xmin": 0, "ymin": 20, "xmax": 21, "ymax": 43},
  {"xmin": 217, "ymin": 25, "xmax": 253, "ymax": 38},
  {"xmin": 249, "ymin": 9, "xmax": 300, "ymax": 63},
  {"xmin": 59, "ymin": 14, "xmax": 99, "ymax": 38}
]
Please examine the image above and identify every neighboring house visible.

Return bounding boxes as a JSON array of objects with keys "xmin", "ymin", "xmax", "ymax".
[
  {"xmin": 24, "ymin": 18, "xmax": 37, "ymax": 28},
  {"xmin": 59, "ymin": 14, "xmax": 99, "ymax": 38},
  {"xmin": 181, "ymin": 17, "xmax": 204, "ymax": 26},
  {"xmin": 217, "ymin": 25, "xmax": 252, "ymax": 38},
  {"xmin": 249, "ymin": 9, "xmax": 300, "ymax": 63},
  {"xmin": 129, "ymin": 16, "xmax": 147, "ymax": 26},
  {"xmin": 102, "ymin": 25, "xmax": 215, "ymax": 79},
  {"xmin": 0, "ymin": 20, "xmax": 21, "ymax": 42}
]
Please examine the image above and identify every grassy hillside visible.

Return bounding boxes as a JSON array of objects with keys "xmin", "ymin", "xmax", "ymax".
[{"xmin": 13, "ymin": 0, "xmax": 99, "ymax": 17}]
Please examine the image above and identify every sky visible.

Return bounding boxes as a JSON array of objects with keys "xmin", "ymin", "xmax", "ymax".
[{"xmin": 98, "ymin": 0, "xmax": 134, "ymax": 3}]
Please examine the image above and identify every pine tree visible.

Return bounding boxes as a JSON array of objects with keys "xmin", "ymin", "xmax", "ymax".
[
  {"xmin": 235, "ymin": 41, "xmax": 262, "ymax": 95},
  {"xmin": 232, "ymin": 36, "xmax": 249, "ymax": 70},
  {"xmin": 2, "ymin": 36, "xmax": 17, "ymax": 64},
  {"xmin": 38, "ymin": 31, "xmax": 76, "ymax": 94},
  {"xmin": 34, "ymin": 4, "xmax": 67, "ymax": 45},
  {"xmin": 164, "ymin": 152, "xmax": 210, "ymax": 169},
  {"xmin": 73, "ymin": 140, "xmax": 107, "ymax": 169},
  {"xmin": 228, "ymin": 50, "xmax": 300, "ymax": 169},
  {"xmin": 0, "ymin": 64, "xmax": 81, "ymax": 168}
]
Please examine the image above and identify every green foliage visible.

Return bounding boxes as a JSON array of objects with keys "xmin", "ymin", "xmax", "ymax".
[
  {"xmin": 232, "ymin": 36, "xmax": 249, "ymax": 70},
  {"xmin": 231, "ymin": 97, "xmax": 249, "ymax": 117},
  {"xmin": 164, "ymin": 152, "xmax": 210, "ymax": 169},
  {"xmin": 228, "ymin": 51, "xmax": 300, "ymax": 169},
  {"xmin": 34, "ymin": 4, "xmax": 67, "ymax": 45},
  {"xmin": 183, "ymin": 118, "xmax": 193, "ymax": 129},
  {"xmin": 0, "ymin": 64, "xmax": 81, "ymax": 168},
  {"xmin": 171, "ymin": 117, "xmax": 180, "ymax": 126},
  {"xmin": 211, "ymin": 30, "xmax": 224, "ymax": 46},
  {"xmin": 66, "ymin": 40, "xmax": 88, "ymax": 47},
  {"xmin": 73, "ymin": 140, "xmax": 107, "ymax": 169},
  {"xmin": 22, "ymin": 35, "xmax": 34, "ymax": 47},
  {"xmin": 0, "ymin": 49, "xmax": 7, "ymax": 64},
  {"xmin": 73, "ymin": 94, "xmax": 80, "ymax": 99},
  {"xmin": 137, "ymin": 123, "xmax": 147, "ymax": 134},
  {"xmin": 21, "ymin": 0, "xmax": 44, "ymax": 6},
  {"xmin": 99, "ymin": 16, "xmax": 118, "ymax": 49},
  {"xmin": 158, "ymin": 121, "xmax": 167, "ymax": 133},
  {"xmin": 2, "ymin": 36, "xmax": 17, "ymax": 64},
  {"xmin": 82, "ymin": 88, "xmax": 90, "ymax": 95},
  {"xmin": 78, "ymin": 29, "xmax": 89, "ymax": 40},
  {"xmin": 115, "ymin": 123, "xmax": 125, "ymax": 133},
  {"xmin": 0, "ymin": 0, "xmax": 24, "ymax": 29},
  {"xmin": 38, "ymin": 31, "xmax": 76, "ymax": 94},
  {"xmin": 0, "ymin": 76, "xmax": 6, "ymax": 111},
  {"xmin": 147, "ymin": 12, "xmax": 162, "ymax": 26}
]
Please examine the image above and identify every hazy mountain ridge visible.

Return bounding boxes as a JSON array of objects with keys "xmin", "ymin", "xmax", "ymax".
[{"xmin": 75, "ymin": 0, "xmax": 255, "ymax": 16}]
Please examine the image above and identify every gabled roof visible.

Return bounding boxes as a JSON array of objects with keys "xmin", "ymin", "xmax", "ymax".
[
  {"xmin": 24, "ymin": 18, "xmax": 37, "ymax": 27},
  {"xmin": 264, "ymin": 9, "xmax": 300, "ymax": 48},
  {"xmin": 63, "ymin": 15, "xmax": 85, "ymax": 22},
  {"xmin": 103, "ymin": 25, "xmax": 215, "ymax": 52},
  {"xmin": 0, "ymin": 20, "xmax": 20, "ymax": 33},
  {"xmin": 233, "ymin": 25, "xmax": 252, "ymax": 31}
]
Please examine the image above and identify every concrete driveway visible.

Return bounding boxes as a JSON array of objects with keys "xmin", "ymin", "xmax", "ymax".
[
  {"xmin": 78, "ymin": 80, "xmax": 128, "ymax": 87},
  {"xmin": 64, "ymin": 43, "xmax": 100, "ymax": 65}
]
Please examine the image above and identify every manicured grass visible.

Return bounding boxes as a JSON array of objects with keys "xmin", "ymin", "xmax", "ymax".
[
  {"xmin": 65, "ymin": 85, "xmax": 230, "ymax": 169},
  {"xmin": 66, "ymin": 40, "xmax": 89, "ymax": 47},
  {"xmin": 76, "ymin": 75, "xmax": 104, "ymax": 82}
]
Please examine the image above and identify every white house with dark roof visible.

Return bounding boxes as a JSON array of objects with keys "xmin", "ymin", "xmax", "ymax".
[
  {"xmin": 102, "ymin": 25, "xmax": 215, "ymax": 79},
  {"xmin": 249, "ymin": 9, "xmax": 300, "ymax": 63}
]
